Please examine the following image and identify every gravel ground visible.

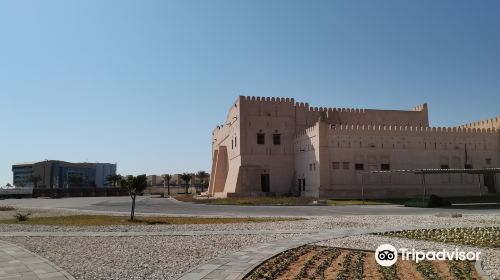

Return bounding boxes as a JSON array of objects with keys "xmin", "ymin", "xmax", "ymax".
[
  {"xmin": 317, "ymin": 234, "xmax": 500, "ymax": 280},
  {"xmin": 0, "ymin": 234, "xmax": 300, "ymax": 280},
  {"xmin": 0, "ymin": 209, "xmax": 498, "ymax": 233},
  {"xmin": 1, "ymin": 208, "xmax": 498, "ymax": 279}
]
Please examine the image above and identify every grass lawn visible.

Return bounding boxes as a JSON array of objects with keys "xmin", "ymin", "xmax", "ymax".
[
  {"xmin": 174, "ymin": 195, "xmax": 316, "ymax": 205},
  {"xmin": 326, "ymin": 199, "xmax": 397, "ymax": 206},
  {"xmin": 175, "ymin": 195, "xmax": 405, "ymax": 206},
  {"xmin": 0, "ymin": 215, "xmax": 303, "ymax": 226},
  {"xmin": 375, "ymin": 227, "xmax": 500, "ymax": 248}
]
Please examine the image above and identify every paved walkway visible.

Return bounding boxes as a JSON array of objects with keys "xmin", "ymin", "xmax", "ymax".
[
  {"xmin": 0, "ymin": 240, "xmax": 74, "ymax": 280},
  {"xmin": 177, "ymin": 226, "xmax": 407, "ymax": 280}
]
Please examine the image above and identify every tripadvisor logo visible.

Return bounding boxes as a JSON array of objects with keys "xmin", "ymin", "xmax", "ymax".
[
  {"xmin": 375, "ymin": 244, "xmax": 481, "ymax": 267},
  {"xmin": 375, "ymin": 244, "xmax": 398, "ymax": 267}
]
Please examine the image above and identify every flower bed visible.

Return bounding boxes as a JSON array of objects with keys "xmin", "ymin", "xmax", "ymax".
[{"xmin": 244, "ymin": 245, "xmax": 481, "ymax": 280}]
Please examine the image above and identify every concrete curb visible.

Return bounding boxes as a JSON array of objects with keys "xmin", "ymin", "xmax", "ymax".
[{"xmin": 475, "ymin": 259, "xmax": 493, "ymax": 280}]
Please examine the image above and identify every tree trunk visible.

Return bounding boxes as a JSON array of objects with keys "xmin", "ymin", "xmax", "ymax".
[
  {"xmin": 185, "ymin": 181, "xmax": 188, "ymax": 194},
  {"xmin": 130, "ymin": 195, "xmax": 136, "ymax": 221},
  {"xmin": 167, "ymin": 183, "xmax": 170, "ymax": 196}
]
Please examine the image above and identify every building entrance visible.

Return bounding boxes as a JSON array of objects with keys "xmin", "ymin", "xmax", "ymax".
[
  {"xmin": 484, "ymin": 174, "xmax": 496, "ymax": 193},
  {"xmin": 261, "ymin": 174, "xmax": 270, "ymax": 192}
]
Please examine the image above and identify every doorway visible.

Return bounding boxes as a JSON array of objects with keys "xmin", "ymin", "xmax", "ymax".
[
  {"xmin": 261, "ymin": 174, "xmax": 270, "ymax": 192},
  {"xmin": 298, "ymin": 179, "xmax": 302, "ymax": 195},
  {"xmin": 484, "ymin": 174, "xmax": 496, "ymax": 193}
]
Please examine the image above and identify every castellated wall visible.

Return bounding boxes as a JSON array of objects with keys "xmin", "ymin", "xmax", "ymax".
[
  {"xmin": 208, "ymin": 95, "xmax": 499, "ymax": 199},
  {"xmin": 294, "ymin": 101, "xmax": 429, "ymax": 130},
  {"xmin": 458, "ymin": 116, "xmax": 500, "ymax": 130},
  {"xmin": 295, "ymin": 123, "xmax": 500, "ymax": 199}
]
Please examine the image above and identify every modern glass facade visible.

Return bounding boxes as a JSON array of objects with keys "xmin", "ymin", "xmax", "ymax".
[
  {"xmin": 12, "ymin": 161, "xmax": 116, "ymax": 188},
  {"xmin": 12, "ymin": 165, "xmax": 34, "ymax": 187}
]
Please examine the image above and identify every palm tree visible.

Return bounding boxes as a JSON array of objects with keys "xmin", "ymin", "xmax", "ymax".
[
  {"xmin": 119, "ymin": 174, "xmax": 148, "ymax": 221},
  {"xmin": 28, "ymin": 175, "xmax": 42, "ymax": 188},
  {"xmin": 161, "ymin": 174, "xmax": 172, "ymax": 196},
  {"xmin": 106, "ymin": 174, "xmax": 122, "ymax": 187},
  {"xmin": 196, "ymin": 171, "xmax": 209, "ymax": 192},
  {"xmin": 180, "ymin": 173, "xmax": 193, "ymax": 194}
]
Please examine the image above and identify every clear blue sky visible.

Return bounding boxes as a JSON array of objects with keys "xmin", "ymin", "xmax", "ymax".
[{"xmin": 1, "ymin": 0, "xmax": 499, "ymax": 185}]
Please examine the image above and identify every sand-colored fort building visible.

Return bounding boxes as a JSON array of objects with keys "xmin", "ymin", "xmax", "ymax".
[{"xmin": 208, "ymin": 96, "xmax": 499, "ymax": 198}]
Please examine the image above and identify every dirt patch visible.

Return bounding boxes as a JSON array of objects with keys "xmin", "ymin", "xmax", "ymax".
[
  {"xmin": 323, "ymin": 250, "xmax": 347, "ymax": 279},
  {"xmin": 276, "ymin": 250, "xmax": 317, "ymax": 279},
  {"xmin": 305, "ymin": 250, "xmax": 331, "ymax": 278},
  {"xmin": 397, "ymin": 260, "xmax": 425, "ymax": 280},
  {"xmin": 432, "ymin": 260, "xmax": 454, "ymax": 279},
  {"xmin": 361, "ymin": 252, "xmax": 384, "ymax": 280}
]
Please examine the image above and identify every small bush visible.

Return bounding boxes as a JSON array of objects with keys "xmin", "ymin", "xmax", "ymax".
[
  {"xmin": 14, "ymin": 212, "xmax": 31, "ymax": 222},
  {"xmin": 0, "ymin": 206, "xmax": 15, "ymax": 211}
]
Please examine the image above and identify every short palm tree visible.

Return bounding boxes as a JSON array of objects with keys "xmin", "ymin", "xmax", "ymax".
[
  {"xmin": 119, "ymin": 174, "xmax": 148, "ymax": 221},
  {"xmin": 196, "ymin": 171, "xmax": 209, "ymax": 192},
  {"xmin": 106, "ymin": 174, "xmax": 122, "ymax": 187},
  {"xmin": 180, "ymin": 173, "xmax": 193, "ymax": 194},
  {"xmin": 161, "ymin": 174, "xmax": 172, "ymax": 196}
]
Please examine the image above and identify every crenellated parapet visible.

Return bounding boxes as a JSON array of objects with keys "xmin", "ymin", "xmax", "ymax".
[
  {"xmin": 411, "ymin": 103, "xmax": 428, "ymax": 112},
  {"xmin": 458, "ymin": 116, "xmax": 500, "ymax": 130},
  {"xmin": 329, "ymin": 124, "xmax": 498, "ymax": 134},
  {"xmin": 239, "ymin": 95, "xmax": 427, "ymax": 116},
  {"xmin": 240, "ymin": 95, "xmax": 295, "ymax": 103},
  {"xmin": 305, "ymin": 106, "xmax": 367, "ymax": 113},
  {"xmin": 294, "ymin": 102, "xmax": 310, "ymax": 108}
]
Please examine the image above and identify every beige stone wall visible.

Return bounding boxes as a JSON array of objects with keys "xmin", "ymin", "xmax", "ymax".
[
  {"xmin": 208, "ymin": 95, "xmax": 499, "ymax": 199},
  {"xmin": 299, "ymin": 122, "xmax": 500, "ymax": 198},
  {"xmin": 294, "ymin": 123, "xmax": 321, "ymax": 197}
]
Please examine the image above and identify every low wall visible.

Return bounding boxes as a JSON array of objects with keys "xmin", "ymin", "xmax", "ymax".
[
  {"xmin": 32, "ymin": 187, "xmax": 128, "ymax": 198},
  {"xmin": 226, "ymin": 192, "xmax": 277, "ymax": 198},
  {"xmin": 319, "ymin": 184, "xmax": 486, "ymax": 199}
]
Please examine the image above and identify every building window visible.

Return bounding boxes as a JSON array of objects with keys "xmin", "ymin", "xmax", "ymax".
[
  {"xmin": 332, "ymin": 162, "xmax": 340, "ymax": 169},
  {"xmin": 342, "ymin": 162, "xmax": 350, "ymax": 170},
  {"xmin": 440, "ymin": 164, "xmax": 449, "ymax": 169},
  {"xmin": 355, "ymin": 163, "xmax": 364, "ymax": 171},
  {"xmin": 231, "ymin": 140, "xmax": 233, "ymax": 149},
  {"xmin": 381, "ymin": 164, "xmax": 390, "ymax": 171},
  {"xmin": 313, "ymin": 163, "xmax": 316, "ymax": 171},
  {"xmin": 234, "ymin": 137, "xmax": 237, "ymax": 147},
  {"xmin": 486, "ymin": 158, "xmax": 492, "ymax": 165},
  {"xmin": 309, "ymin": 164, "xmax": 313, "ymax": 171},
  {"xmin": 273, "ymin": 134, "xmax": 281, "ymax": 145},
  {"xmin": 464, "ymin": 164, "xmax": 473, "ymax": 169},
  {"xmin": 257, "ymin": 133, "xmax": 265, "ymax": 145}
]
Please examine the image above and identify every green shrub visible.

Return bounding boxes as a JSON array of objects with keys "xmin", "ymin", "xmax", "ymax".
[
  {"xmin": 14, "ymin": 212, "xmax": 31, "ymax": 222},
  {"xmin": 0, "ymin": 206, "xmax": 15, "ymax": 211}
]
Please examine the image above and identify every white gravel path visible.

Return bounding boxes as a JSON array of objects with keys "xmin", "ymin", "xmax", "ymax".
[{"xmin": 0, "ymin": 234, "xmax": 301, "ymax": 280}]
